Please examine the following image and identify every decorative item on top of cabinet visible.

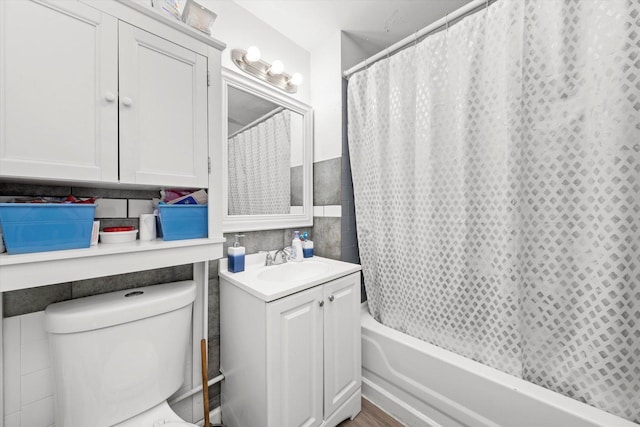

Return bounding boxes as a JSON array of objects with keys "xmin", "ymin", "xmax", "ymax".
[
  {"xmin": 181, "ymin": 0, "xmax": 217, "ymax": 36},
  {"xmin": 219, "ymin": 254, "xmax": 362, "ymax": 427},
  {"xmin": 151, "ymin": 0, "xmax": 181, "ymax": 19},
  {"xmin": 0, "ymin": 0, "xmax": 217, "ymax": 188}
]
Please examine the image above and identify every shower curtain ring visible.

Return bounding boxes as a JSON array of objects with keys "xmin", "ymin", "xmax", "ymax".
[{"xmin": 445, "ymin": 14, "xmax": 449, "ymax": 31}]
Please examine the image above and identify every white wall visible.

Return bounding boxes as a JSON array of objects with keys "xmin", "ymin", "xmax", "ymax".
[
  {"xmin": 200, "ymin": 0, "xmax": 311, "ymax": 104},
  {"xmin": 309, "ymin": 30, "xmax": 374, "ymax": 163},
  {"xmin": 310, "ymin": 30, "xmax": 342, "ymax": 162},
  {"xmin": 341, "ymin": 32, "xmax": 372, "ymax": 74},
  {"xmin": 3, "ymin": 313, "xmax": 54, "ymax": 427},
  {"xmin": 309, "ymin": 29, "xmax": 380, "ymax": 164}
]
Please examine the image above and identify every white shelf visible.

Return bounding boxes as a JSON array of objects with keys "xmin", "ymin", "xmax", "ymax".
[{"xmin": 0, "ymin": 238, "xmax": 225, "ymax": 292}]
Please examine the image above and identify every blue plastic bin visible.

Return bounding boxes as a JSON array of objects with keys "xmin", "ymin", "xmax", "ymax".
[
  {"xmin": 0, "ymin": 203, "xmax": 96, "ymax": 254},
  {"xmin": 157, "ymin": 204, "xmax": 207, "ymax": 241}
]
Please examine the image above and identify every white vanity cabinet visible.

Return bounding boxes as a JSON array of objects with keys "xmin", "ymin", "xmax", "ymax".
[
  {"xmin": 219, "ymin": 256, "xmax": 362, "ymax": 427},
  {"xmin": 0, "ymin": 0, "xmax": 213, "ymax": 187}
]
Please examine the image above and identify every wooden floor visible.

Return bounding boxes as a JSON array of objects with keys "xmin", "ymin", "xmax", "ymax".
[{"xmin": 337, "ymin": 398, "xmax": 404, "ymax": 427}]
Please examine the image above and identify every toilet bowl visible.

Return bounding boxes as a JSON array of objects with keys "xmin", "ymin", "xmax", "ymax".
[{"xmin": 45, "ymin": 280, "xmax": 199, "ymax": 427}]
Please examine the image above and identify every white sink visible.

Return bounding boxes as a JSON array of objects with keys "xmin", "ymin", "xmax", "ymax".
[
  {"xmin": 256, "ymin": 261, "xmax": 330, "ymax": 282},
  {"xmin": 218, "ymin": 254, "xmax": 362, "ymax": 302}
]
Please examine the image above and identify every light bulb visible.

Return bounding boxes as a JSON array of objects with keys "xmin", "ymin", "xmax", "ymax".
[
  {"xmin": 269, "ymin": 60, "xmax": 284, "ymax": 75},
  {"xmin": 244, "ymin": 46, "xmax": 261, "ymax": 63},
  {"xmin": 289, "ymin": 72, "xmax": 303, "ymax": 86}
]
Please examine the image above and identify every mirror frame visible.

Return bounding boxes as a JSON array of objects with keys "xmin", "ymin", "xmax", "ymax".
[{"xmin": 222, "ymin": 68, "xmax": 314, "ymax": 232}]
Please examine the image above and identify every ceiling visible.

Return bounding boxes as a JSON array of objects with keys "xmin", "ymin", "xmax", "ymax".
[{"xmin": 233, "ymin": 0, "xmax": 472, "ymax": 55}]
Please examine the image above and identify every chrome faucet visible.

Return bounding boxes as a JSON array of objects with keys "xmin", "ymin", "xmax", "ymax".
[
  {"xmin": 265, "ymin": 252, "xmax": 275, "ymax": 266},
  {"xmin": 265, "ymin": 247, "xmax": 291, "ymax": 266}
]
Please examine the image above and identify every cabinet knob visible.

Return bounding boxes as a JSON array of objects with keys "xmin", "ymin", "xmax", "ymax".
[
  {"xmin": 319, "ymin": 300, "xmax": 324, "ymax": 307},
  {"xmin": 328, "ymin": 295, "xmax": 335, "ymax": 302},
  {"xmin": 121, "ymin": 97, "xmax": 134, "ymax": 107},
  {"xmin": 105, "ymin": 92, "xmax": 116, "ymax": 102}
]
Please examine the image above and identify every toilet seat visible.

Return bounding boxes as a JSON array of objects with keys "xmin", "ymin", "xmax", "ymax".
[
  {"xmin": 115, "ymin": 401, "xmax": 199, "ymax": 427},
  {"xmin": 154, "ymin": 422, "xmax": 198, "ymax": 427}
]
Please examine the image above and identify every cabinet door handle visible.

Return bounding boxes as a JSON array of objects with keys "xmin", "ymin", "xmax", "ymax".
[
  {"xmin": 121, "ymin": 97, "xmax": 133, "ymax": 107},
  {"xmin": 319, "ymin": 300, "xmax": 324, "ymax": 307},
  {"xmin": 105, "ymin": 92, "xmax": 116, "ymax": 102},
  {"xmin": 328, "ymin": 295, "xmax": 335, "ymax": 302}
]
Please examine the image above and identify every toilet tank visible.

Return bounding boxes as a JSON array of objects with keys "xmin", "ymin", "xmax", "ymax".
[{"xmin": 44, "ymin": 280, "xmax": 197, "ymax": 427}]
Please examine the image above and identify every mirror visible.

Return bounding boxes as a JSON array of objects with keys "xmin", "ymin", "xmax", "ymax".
[{"xmin": 222, "ymin": 68, "xmax": 313, "ymax": 232}]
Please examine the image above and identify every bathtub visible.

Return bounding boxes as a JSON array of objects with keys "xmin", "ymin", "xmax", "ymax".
[{"xmin": 360, "ymin": 303, "xmax": 637, "ymax": 427}]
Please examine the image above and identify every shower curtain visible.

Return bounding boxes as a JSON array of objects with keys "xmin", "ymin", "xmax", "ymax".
[
  {"xmin": 228, "ymin": 109, "xmax": 291, "ymax": 215},
  {"xmin": 347, "ymin": 0, "xmax": 640, "ymax": 421}
]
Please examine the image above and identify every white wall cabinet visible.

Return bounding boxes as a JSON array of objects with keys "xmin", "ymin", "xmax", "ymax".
[
  {"xmin": 118, "ymin": 21, "xmax": 208, "ymax": 187},
  {"xmin": 220, "ymin": 270, "xmax": 362, "ymax": 427},
  {"xmin": 0, "ymin": 0, "xmax": 119, "ymax": 182},
  {"xmin": 0, "ymin": 0, "xmax": 211, "ymax": 188}
]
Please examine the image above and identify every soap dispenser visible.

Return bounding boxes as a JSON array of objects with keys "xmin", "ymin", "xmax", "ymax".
[
  {"xmin": 228, "ymin": 234, "xmax": 245, "ymax": 273},
  {"xmin": 301, "ymin": 231, "xmax": 314, "ymax": 258},
  {"xmin": 291, "ymin": 231, "xmax": 303, "ymax": 262}
]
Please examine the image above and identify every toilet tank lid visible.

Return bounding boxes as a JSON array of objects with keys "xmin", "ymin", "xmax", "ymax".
[{"xmin": 44, "ymin": 280, "xmax": 197, "ymax": 334}]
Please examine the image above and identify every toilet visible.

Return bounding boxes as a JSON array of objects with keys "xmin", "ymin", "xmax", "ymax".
[{"xmin": 44, "ymin": 280, "xmax": 199, "ymax": 427}]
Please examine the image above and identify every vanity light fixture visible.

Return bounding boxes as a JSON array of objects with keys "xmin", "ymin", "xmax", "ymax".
[
  {"xmin": 289, "ymin": 72, "xmax": 303, "ymax": 86},
  {"xmin": 231, "ymin": 46, "xmax": 302, "ymax": 94},
  {"xmin": 244, "ymin": 46, "xmax": 261, "ymax": 63},
  {"xmin": 268, "ymin": 60, "xmax": 284, "ymax": 76}
]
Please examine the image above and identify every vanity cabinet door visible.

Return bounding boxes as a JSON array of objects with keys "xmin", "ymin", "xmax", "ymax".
[
  {"xmin": 323, "ymin": 273, "xmax": 362, "ymax": 418},
  {"xmin": 267, "ymin": 286, "xmax": 324, "ymax": 427},
  {"xmin": 0, "ymin": 0, "xmax": 118, "ymax": 182},
  {"xmin": 118, "ymin": 22, "xmax": 208, "ymax": 187}
]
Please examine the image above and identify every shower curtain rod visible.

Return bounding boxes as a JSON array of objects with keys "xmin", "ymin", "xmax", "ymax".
[
  {"xmin": 343, "ymin": 0, "xmax": 492, "ymax": 78},
  {"xmin": 228, "ymin": 106, "xmax": 285, "ymax": 139}
]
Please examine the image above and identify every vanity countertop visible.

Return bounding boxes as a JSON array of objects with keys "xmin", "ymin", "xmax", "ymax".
[{"xmin": 218, "ymin": 253, "xmax": 361, "ymax": 302}]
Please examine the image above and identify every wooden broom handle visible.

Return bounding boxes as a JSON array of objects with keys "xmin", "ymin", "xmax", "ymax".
[{"xmin": 201, "ymin": 339, "xmax": 211, "ymax": 427}]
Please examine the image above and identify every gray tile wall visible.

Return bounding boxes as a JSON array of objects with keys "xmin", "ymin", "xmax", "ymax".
[
  {"xmin": 313, "ymin": 217, "xmax": 341, "ymax": 259},
  {"xmin": 314, "ymin": 157, "xmax": 341, "ymax": 205},
  {"xmin": 312, "ymin": 157, "xmax": 343, "ymax": 260},
  {"xmin": 3, "ymin": 264, "xmax": 193, "ymax": 317},
  {"xmin": 222, "ymin": 228, "xmax": 310, "ymax": 255},
  {"xmin": 290, "ymin": 165, "xmax": 303, "ymax": 206},
  {"xmin": 207, "ymin": 259, "xmax": 221, "ymax": 409}
]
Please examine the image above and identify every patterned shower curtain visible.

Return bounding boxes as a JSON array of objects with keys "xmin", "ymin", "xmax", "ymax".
[
  {"xmin": 228, "ymin": 109, "xmax": 291, "ymax": 215},
  {"xmin": 347, "ymin": 0, "xmax": 640, "ymax": 421}
]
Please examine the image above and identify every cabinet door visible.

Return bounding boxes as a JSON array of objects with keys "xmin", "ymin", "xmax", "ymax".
[
  {"xmin": 0, "ymin": 0, "xmax": 118, "ymax": 182},
  {"xmin": 118, "ymin": 22, "xmax": 208, "ymax": 187},
  {"xmin": 267, "ymin": 286, "xmax": 324, "ymax": 427},
  {"xmin": 323, "ymin": 273, "xmax": 362, "ymax": 418}
]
